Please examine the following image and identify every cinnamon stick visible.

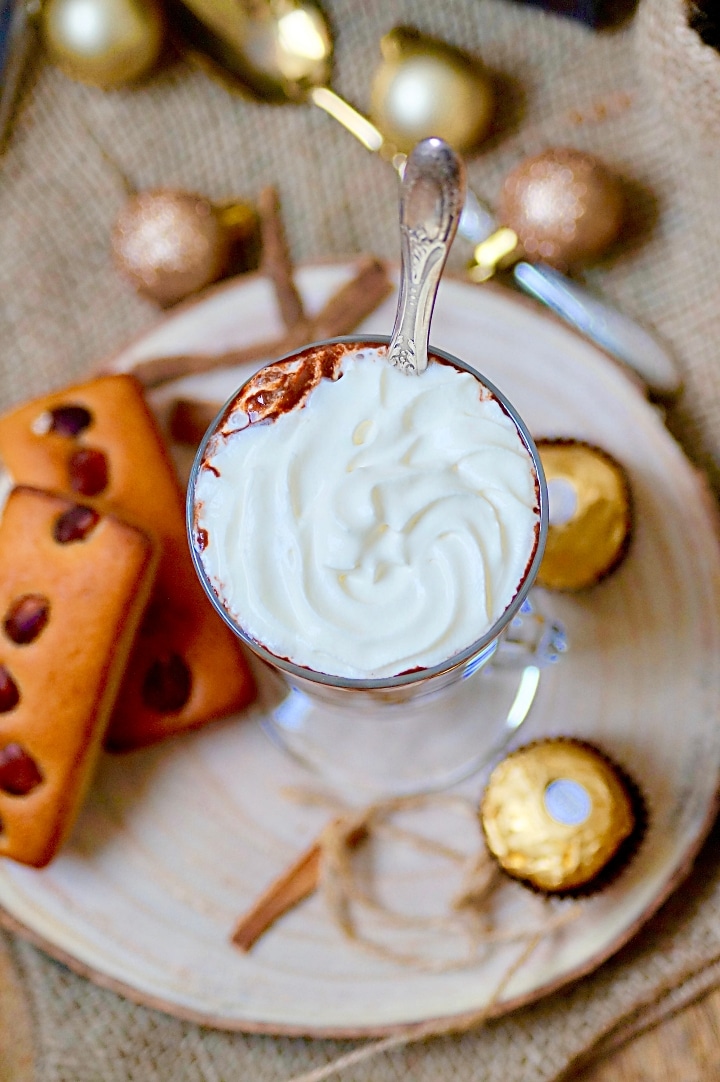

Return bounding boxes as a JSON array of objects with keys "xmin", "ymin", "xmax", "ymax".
[
  {"xmin": 232, "ymin": 822, "xmax": 367, "ymax": 951},
  {"xmin": 258, "ymin": 185, "xmax": 307, "ymax": 333},
  {"xmin": 232, "ymin": 839, "xmax": 323, "ymax": 951},
  {"xmin": 165, "ymin": 259, "xmax": 393, "ymax": 441},
  {"xmin": 309, "ymin": 256, "xmax": 393, "ymax": 340},
  {"xmin": 127, "ymin": 325, "xmax": 309, "ymax": 390},
  {"xmin": 169, "ymin": 397, "xmax": 223, "ymax": 447},
  {"xmin": 122, "ymin": 257, "xmax": 391, "ymax": 391}
]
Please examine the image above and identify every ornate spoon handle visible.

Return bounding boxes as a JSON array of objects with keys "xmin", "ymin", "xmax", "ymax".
[{"xmin": 388, "ymin": 138, "xmax": 466, "ymax": 375}]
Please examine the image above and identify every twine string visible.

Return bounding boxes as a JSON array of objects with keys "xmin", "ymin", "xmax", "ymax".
[
  {"xmin": 282, "ymin": 930, "xmax": 549, "ymax": 1082},
  {"xmin": 280, "ymin": 789, "xmax": 584, "ymax": 1081}
]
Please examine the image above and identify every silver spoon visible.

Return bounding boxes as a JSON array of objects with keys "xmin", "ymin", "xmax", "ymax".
[
  {"xmin": 388, "ymin": 137, "xmax": 466, "ymax": 376},
  {"xmin": 172, "ymin": 2, "xmax": 489, "ymax": 234},
  {"xmin": 467, "ymin": 202, "xmax": 681, "ymax": 398},
  {"xmin": 511, "ymin": 261, "xmax": 680, "ymax": 397},
  {"xmin": 171, "ymin": 1, "xmax": 679, "ymax": 395}
]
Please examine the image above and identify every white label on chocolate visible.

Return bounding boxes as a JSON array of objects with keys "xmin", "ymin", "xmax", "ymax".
[
  {"xmin": 547, "ymin": 477, "xmax": 578, "ymax": 526},
  {"xmin": 544, "ymin": 779, "xmax": 592, "ymax": 826}
]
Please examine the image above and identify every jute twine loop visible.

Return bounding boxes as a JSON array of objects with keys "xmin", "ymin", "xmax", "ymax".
[{"xmin": 282, "ymin": 789, "xmax": 583, "ymax": 1082}]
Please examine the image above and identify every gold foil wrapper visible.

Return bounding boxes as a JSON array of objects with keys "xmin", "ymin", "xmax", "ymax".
[
  {"xmin": 537, "ymin": 439, "xmax": 632, "ymax": 591},
  {"xmin": 480, "ymin": 740, "xmax": 635, "ymax": 892}
]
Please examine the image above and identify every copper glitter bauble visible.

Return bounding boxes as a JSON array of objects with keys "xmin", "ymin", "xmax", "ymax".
[
  {"xmin": 112, "ymin": 189, "xmax": 249, "ymax": 306},
  {"xmin": 41, "ymin": 0, "xmax": 164, "ymax": 88},
  {"xmin": 499, "ymin": 148, "xmax": 624, "ymax": 269}
]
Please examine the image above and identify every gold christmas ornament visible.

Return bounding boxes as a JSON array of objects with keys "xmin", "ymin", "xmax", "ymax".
[
  {"xmin": 499, "ymin": 148, "xmax": 625, "ymax": 269},
  {"xmin": 41, "ymin": 0, "xmax": 164, "ymax": 88},
  {"xmin": 536, "ymin": 439, "xmax": 632, "ymax": 591},
  {"xmin": 111, "ymin": 189, "xmax": 256, "ymax": 306},
  {"xmin": 171, "ymin": 0, "xmax": 333, "ymax": 104},
  {"xmin": 370, "ymin": 26, "xmax": 494, "ymax": 155},
  {"xmin": 172, "ymin": 10, "xmax": 492, "ymax": 162}
]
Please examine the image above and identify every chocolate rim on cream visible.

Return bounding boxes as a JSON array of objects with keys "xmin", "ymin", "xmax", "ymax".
[{"xmin": 187, "ymin": 335, "xmax": 548, "ymax": 688}]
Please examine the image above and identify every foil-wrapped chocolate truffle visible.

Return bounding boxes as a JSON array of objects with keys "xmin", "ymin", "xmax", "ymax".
[
  {"xmin": 480, "ymin": 739, "xmax": 639, "ymax": 893},
  {"xmin": 537, "ymin": 439, "xmax": 632, "ymax": 591},
  {"xmin": 499, "ymin": 148, "xmax": 624, "ymax": 269},
  {"xmin": 111, "ymin": 189, "xmax": 256, "ymax": 307}
]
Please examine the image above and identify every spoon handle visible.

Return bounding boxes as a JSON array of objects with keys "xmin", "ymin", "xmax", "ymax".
[
  {"xmin": 512, "ymin": 261, "xmax": 681, "ymax": 397},
  {"xmin": 389, "ymin": 138, "xmax": 466, "ymax": 375}
]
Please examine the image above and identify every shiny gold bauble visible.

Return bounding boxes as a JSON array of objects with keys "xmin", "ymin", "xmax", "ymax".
[
  {"xmin": 370, "ymin": 26, "xmax": 494, "ymax": 156},
  {"xmin": 499, "ymin": 148, "xmax": 625, "ymax": 269},
  {"xmin": 41, "ymin": 0, "xmax": 164, "ymax": 88},
  {"xmin": 171, "ymin": 0, "xmax": 333, "ymax": 104},
  {"xmin": 536, "ymin": 439, "xmax": 632, "ymax": 591},
  {"xmin": 112, "ymin": 189, "xmax": 255, "ymax": 307}
]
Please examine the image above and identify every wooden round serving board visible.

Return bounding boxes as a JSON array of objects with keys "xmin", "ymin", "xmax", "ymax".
[{"xmin": 1, "ymin": 262, "xmax": 719, "ymax": 1037}]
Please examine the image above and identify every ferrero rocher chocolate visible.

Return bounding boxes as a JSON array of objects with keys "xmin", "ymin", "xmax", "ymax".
[
  {"xmin": 480, "ymin": 739, "xmax": 636, "ymax": 893},
  {"xmin": 537, "ymin": 439, "xmax": 632, "ymax": 591}
]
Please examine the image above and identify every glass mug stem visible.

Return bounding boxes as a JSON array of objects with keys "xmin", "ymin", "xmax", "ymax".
[
  {"xmin": 493, "ymin": 592, "xmax": 568, "ymax": 670},
  {"xmin": 188, "ymin": 335, "xmax": 559, "ymax": 798},
  {"xmin": 260, "ymin": 590, "xmax": 566, "ymax": 797}
]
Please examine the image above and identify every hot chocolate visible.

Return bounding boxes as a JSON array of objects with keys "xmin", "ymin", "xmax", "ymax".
[{"xmin": 190, "ymin": 338, "xmax": 542, "ymax": 681}]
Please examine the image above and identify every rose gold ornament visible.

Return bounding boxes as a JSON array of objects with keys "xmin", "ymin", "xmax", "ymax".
[
  {"xmin": 499, "ymin": 148, "xmax": 624, "ymax": 269},
  {"xmin": 111, "ymin": 189, "xmax": 256, "ymax": 306}
]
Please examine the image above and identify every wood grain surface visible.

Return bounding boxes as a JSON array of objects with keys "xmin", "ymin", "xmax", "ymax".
[
  {"xmin": 1, "ymin": 264, "xmax": 720, "ymax": 1041},
  {"xmin": 575, "ymin": 988, "xmax": 720, "ymax": 1081}
]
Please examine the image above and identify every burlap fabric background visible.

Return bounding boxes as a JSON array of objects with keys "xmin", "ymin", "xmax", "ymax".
[
  {"xmin": 2, "ymin": 0, "xmax": 720, "ymax": 1078},
  {"xmin": 636, "ymin": 0, "xmax": 720, "ymax": 250}
]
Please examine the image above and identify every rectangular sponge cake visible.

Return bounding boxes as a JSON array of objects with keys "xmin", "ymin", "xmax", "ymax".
[
  {"xmin": 0, "ymin": 487, "xmax": 157, "ymax": 865},
  {"xmin": 0, "ymin": 375, "xmax": 256, "ymax": 750}
]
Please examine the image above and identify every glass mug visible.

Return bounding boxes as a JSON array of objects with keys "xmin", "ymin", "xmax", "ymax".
[{"xmin": 187, "ymin": 335, "xmax": 564, "ymax": 796}]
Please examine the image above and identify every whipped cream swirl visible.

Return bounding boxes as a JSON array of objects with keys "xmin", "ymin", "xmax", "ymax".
[{"xmin": 193, "ymin": 345, "xmax": 539, "ymax": 679}]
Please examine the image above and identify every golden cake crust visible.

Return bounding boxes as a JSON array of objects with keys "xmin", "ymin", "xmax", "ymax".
[
  {"xmin": 0, "ymin": 374, "xmax": 255, "ymax": 748},
  {"xmin": 0, "ymin": 486, "xmax": 157, "ymax": 865}
]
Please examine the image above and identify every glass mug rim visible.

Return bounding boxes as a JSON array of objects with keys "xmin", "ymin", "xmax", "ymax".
[{"xmin": 186, "ymin": 334, "xmax": 549, "ymax": 691}]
